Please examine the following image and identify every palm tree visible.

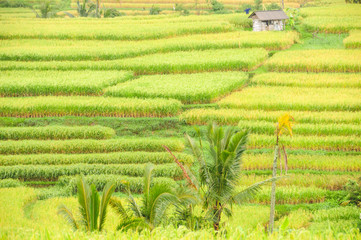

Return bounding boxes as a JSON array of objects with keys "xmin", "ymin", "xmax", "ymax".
[
  {"xmin": 180, "ymin": 123, "xmax": 279, "ymax": 231},
  {"xmin": 58, "ymin": 176, "xmax": 115, "ymax": 232},
  {"xmin": 269, "ymin": 113, "xmax": 293, "ymax": 233},
  {"xmin": 110, "ymin": 164, "xmax": 196, "ymax": 231}
]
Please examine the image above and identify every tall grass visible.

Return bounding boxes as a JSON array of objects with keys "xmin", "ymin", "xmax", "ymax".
[
  {"xmin": 300, "ymin": 5, "xmax": 361, "ymax": 17},
  {"xmin": 0, "ymin": 163, "xmax": 182, "ymax": 180},
  {"xmin": 180, "ymin": 108, "xmax": 361, "ymax": 125},
  {"xmin": 104, "ymin": 71, "xmax": 248, "ymax": 104},
  {"xmin": 344, "ymin": 30, "xmax": 361, "ymax": 48},
  {"xmin": 248, "ymin": 134, "xmax": 361, "ymax": 151},
  {"xmin": 0, "ymin": 152, "xmax": 193, "ymax": 166},
  {"xmin": 0, "ymin": 70, "xmax": 133, "ymax": 97},
  {"xmin": 240, "ymin": 173, "xmax": 356, "ymax": 190},
  {"xmin": 0, "ymin": 138, "xmax": 184, "ymax": 154},
  {"xmin": 0, "ymin": 125, "xmax": 115, "ymax": 140},
  {"xmin": 242, "ymin": 153, "xmax": 361, "ymax": 172},
  {"xmin": 218, "ymin": 86, "xmax": 361, "ymax": 111},
  {"xmin": 265, "ymin": 49, "xmax": 361, "ymax": 72},
  {"xmin": 0, "ymin": 31, "xmax": 298, "ymax": 61},
  {"xmin": 0, "ymin": 18, "xmax": 233, "ymax": 40},
  {"xmin": 250, "ymin": 186, "xmax": 328, "ymax": 204},
  {"xmin": 303, "ymin": 16, "xmax": 361, "ymax": 33},
  {"xmin": 235, "ymin": 120, "xmax": 361, "ymax": 137},
  {"xmin": 0, "ymin": 96, "xmax": 182, "ymax": 117},
  {"xmin": 252, "ymin": 72, "xmax": 361, "ymax": 88},
  {"xmin": 0, "ymin": 48, "xmax": 268, "ymax": 74},
  {"xmin": 59, "ymin": 174, "xmax": 176, "ymax": 193}
]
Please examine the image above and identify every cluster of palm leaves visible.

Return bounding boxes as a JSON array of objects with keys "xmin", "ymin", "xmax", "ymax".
[
  {"xmin": 176, "ymin": 123, "xmax": 279, "ymax": 231},
  {"xmin": 109, "ymin": 164, "xmax": 197, "ymax": 231},
  {"xmin": 57, "ymin": 176, "xmax": 115, "ymax": 232},
  {"xmin": 59, "ymin": 123, "xmax": 278, "ymax": 232}
]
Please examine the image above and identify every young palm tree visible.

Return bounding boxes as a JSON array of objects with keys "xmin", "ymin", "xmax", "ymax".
[
  {"xmin": 269, "ymin": 113, "xmax": 294, "ymax": 233},
  {"xmin": 58, "ymin": 176, "xmax": 115, "ymax": 232},
  {"xmin": 110, "ymin": 164, "xmax": 196, "ymax": 231},
  {"xmin": 181, "ymin": 123, "xmax": 279, "ymax": 231}
]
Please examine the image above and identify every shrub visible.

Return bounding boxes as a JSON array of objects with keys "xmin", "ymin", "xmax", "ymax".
[{"xmin": 149, "ymin": 5, "xmax": 161, "ymax": 15}]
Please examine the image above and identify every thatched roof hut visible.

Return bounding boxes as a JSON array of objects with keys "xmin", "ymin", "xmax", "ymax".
[{"xmin": 248, "ymin": 10, "xmax": 289, "ymax": 31}]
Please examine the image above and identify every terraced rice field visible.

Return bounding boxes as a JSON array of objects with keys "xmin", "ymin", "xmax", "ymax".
[{"xmin": 1, "ymin": 2, "xmax": 361, "ymax": 239}]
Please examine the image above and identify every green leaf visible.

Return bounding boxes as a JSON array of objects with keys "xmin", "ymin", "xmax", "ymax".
[
  {"xmin": 99, "ymin": 182, "xmax": 115, "ymax": 231},
  {"xmin": 57, "ymin": 204, "xmax": 79, "ymax": 231}
]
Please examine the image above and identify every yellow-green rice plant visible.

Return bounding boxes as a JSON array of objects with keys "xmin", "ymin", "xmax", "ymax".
[
  {"xmin": 250, "ymin": 186, "xmax": 328, "ymax": 204},
  {"xmin": 218, "ymin": 86, "xmax": 361, "ymax": 111},
  {"xmin": 242, "ymin": 153, "xmax": 361, "ymax": 172},
  {"xmin": 0, "ymin": 152, "xmax": 193, "ymax": 166},
  {"xmin": 0, "ymin": 31, "xmax": 298, "ymax": 61},
  {"xmin": 309, "ymin": 219, "xmax": 359, "ymax": 233},
  {"xmin": 312, "ymin": 206, "xmax": 360, "ymax": 222},
  {"xmin": 180, "ymin": 108, "xmax": 361, "ymax": 125},
  {"xmin": 0, "ymin": 163, "xmax": 182, "ymax": 180},
  {"xmin": 236, "ymin": 120, "xmax": 361, "ymax": 137},
  {"xmin": 0, "ymin": 48, "xmax": 268, "ymax": 74},
  {"xmin": 300, "ymin": 5, "xmax": 361, "ymax": 17},
  {"xmin": 344, "ymin": 30, "xmax": 361, "ymax": 48},
  {"xmin": 303, "ymin": 16, "xmax": 361, "ymax": 33},
  {"xmin": 265, "ymin": 49, "xmax": 361, "ymax": 72},
  {"xmin": 104, "ymin": 71, "xmax": 248, "ymax": 104},
  {"xmin": 239, "ymin": 173, "xmax": 356, "ymax": 190},
  {"xmin": 117, "ymin": 47, "xmax": 265, "ymax": 74},
  {"xmin": 0, "ymin": 125, "xmax": 115, "ymax": 140},
  {"xmin": 0, "ymin": 70, "xmax": 133, "ymax": 96},
  {"xmin": 275, "ymin": 209, "xmax": 312, "ymax": 229},
  {"xmin": 1, "ymin": 225, "xmax": 361, "ymax": 240},
  {"xmin": 309, "ymin": 207, "xmax": 360, "ymax": 233},
  {"xmin": 252, "ymin": 72, "xmax": 361, "ymax": 88},
  {"xmin": 0, "ymin": 18, "xmax": 233, "ymax": 40},
  {"xmin": 0, "ymin": 138, "xmax": 184, "ymax": 155},
  {"xmin": 0, "ymin": 187, "xmax": 37, "ymax": 229},
  {"xmin": 248, "ymin": 134, "xmax": 361, "ymax": 151},
  {"xmin": 59, "ymin": 174, "xmax": 176, "ymax": 193},
  {"xmin": 0, "ymin": 179, "xmax": 23, "ymax": 188},
  {"xmin": 0, "ymin": 96, "xmax": 182, "ymax": 117}
]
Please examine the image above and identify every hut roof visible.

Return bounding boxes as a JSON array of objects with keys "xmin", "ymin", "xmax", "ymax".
[{"xmin": 248, "ymin": 10, "xmax": 289, "ymax": 21}]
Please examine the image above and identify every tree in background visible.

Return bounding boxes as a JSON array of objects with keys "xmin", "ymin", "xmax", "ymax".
[
  {"xmin": 269, "ymin": 114, "xmax": 294, "ymax": 233},
  {"xmin": 167, "ymin": 123, "xmax": 279, "ymax": 231},
  {"xmin": 31, "ymin": 0, "xmax": 58, "ymax": 18},
  {"xmin": 149, "ymin": 5, "xmax": 162, "ymax": 15}
]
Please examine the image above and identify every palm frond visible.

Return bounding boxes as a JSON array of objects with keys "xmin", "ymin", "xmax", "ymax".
[
  {"xmin": 150, "ymin": 192, "xmax": 178, "ymax": 227},
  {"xmin": 109, "ymin": 197, "xmax": 130, "ymax": 222},
  {"xmin": 77, "ymin": 176, "xmax": 91, "ymax": 231},
  {"xmin": 232, "ymin": 176, "xmax": 283, "ymax": 204},
  {"xmin": 127, "ymin": 192, "xmax": 142, "ymax": 218},
  {"xmin": 144, "ymin": 164, "xmax": 154, "ymax": 200},
  {"xmin": 116, "ymin": 217, "xmax": 150, "ymax": 232},
  {"xmin": 57, "ymin": 204, "xmax": 79, "ymax": 231},
  {"xmin": 98, "ymin": 182, "xmax": 115, "ymax": 231},
  {"xmin": 90, "ymin": 184, "xmax": 100, "ymax": 231}
]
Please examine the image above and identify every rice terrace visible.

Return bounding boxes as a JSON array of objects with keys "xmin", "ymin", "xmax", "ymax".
[{"xmin": 0, "ymin": 0, "xmax": 361, "ymax": 239}]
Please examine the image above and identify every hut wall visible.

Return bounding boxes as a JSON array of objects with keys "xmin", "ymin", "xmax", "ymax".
[
  {"xmin": 261, "ymin": 21, "xmax": 267, "ymax": 31},
  {"xmin": 252, "ymin": 19, "xmax": 262, "ymax": 32}
]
